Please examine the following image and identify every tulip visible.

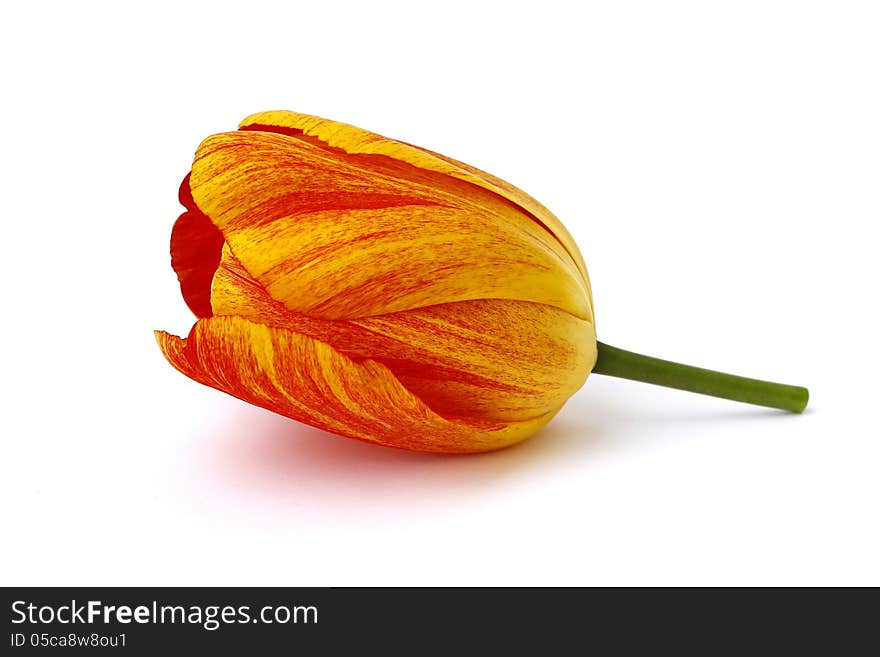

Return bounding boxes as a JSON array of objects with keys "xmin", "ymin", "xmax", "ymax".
[{"xmin": 156, "ymin": 110, "xmax": 808, "ymax": 454}]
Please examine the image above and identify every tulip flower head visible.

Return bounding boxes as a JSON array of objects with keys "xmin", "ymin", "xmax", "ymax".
[{"xmin": 157, "ymin": 111, "xmax": 807, "ymax": 454}]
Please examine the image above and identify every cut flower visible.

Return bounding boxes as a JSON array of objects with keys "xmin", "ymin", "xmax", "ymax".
[{"xmin": 157, "ymin": 111, "xmax": 597, "ymax": 453}]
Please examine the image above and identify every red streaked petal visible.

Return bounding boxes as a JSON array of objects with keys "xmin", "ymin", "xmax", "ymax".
[
  {"xmin": 210, "ymin": 244, "xmax": 595, "ymax": 422},
  {"xmin": 189, "ymin": 129, "xmax": 590, "ymax": 320},
  {"xmin": 239, "ymin": 109, "xmax": 592, "ymax": 305},
  {"xmin": 155, "ymin": 317, "xmax": 559, "ymax": 454}
]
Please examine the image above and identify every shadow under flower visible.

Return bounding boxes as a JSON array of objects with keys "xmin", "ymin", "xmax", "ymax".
[
  {"xmin": 193, "ymin": 381, "xmax": 808, "ymax": 513},
  {"xmin": 196, "ymin": 398, "xmax": 605, "ymax": 512}
]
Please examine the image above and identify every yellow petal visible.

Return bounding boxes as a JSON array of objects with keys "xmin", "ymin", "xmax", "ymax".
[
  {"xmin": 189, "ymin": 129, "xmax": 591, "ymax": 321},
  {"xmin": 155, "ymin": 316, "xmax": 558, "ymax": 454},
  {"xmin": 211, "ymin": 244, "xmax": 595, "ymax": 421},
  {"xmin": 240, "ymin": 110, "xmax": 592, "ymax": 304}
]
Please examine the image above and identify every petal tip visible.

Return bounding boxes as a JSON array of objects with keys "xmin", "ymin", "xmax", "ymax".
[{"xmin": 154, "ymin": 329, "xmax": 187, "ymax": 367}]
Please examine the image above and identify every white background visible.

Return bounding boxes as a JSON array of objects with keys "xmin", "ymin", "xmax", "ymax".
[{"xmin": 1, "ymin": 1, "xmax": 877, "ymax": 586}]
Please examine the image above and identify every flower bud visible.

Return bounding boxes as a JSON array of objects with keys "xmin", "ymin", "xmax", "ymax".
[{"xmin": 156, "ymin": 111, "xmax": 596, "ymax": 453}]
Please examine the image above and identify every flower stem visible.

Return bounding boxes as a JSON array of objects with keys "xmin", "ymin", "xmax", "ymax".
[{"xmin": 592, "ymin": 342, "xmax": 808, "ymax": 413}]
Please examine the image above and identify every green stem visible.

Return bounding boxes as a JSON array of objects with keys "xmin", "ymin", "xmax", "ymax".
[{"xmin": 593, "ymin": 342, "xmax": 808, "ymax": 413}]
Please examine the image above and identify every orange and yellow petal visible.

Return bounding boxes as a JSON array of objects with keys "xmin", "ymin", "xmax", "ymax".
[
  {"xmin": 155, "ymin": 316, "xmax": 558, "ymax": 453},
  {"xmin": 170, "ymin": 174, "xmax": 224, "ymax": 317},
  {"xmin": 188, "ymin": 129, "xmax": 590, "ymax": 321},
  {"xmin": 239, "ymin": 110, "xmax": 591, "ymax": 302},
  {"xmin": 405, "ymin": 143, "xmax": 595, "ymax": 312},
  {"xmin": 210, "ymin": 244, "xmax": 595, "ymax": 422},
  {"xmin": 352, "ymin": 299, "xmax": 594, "ymax": 422}
]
